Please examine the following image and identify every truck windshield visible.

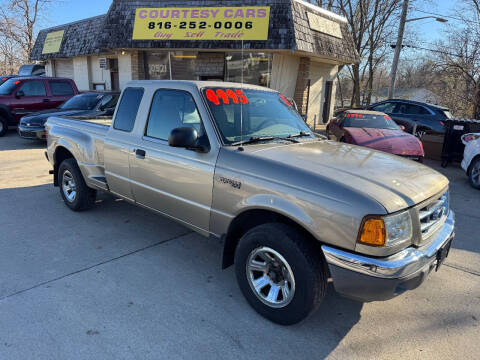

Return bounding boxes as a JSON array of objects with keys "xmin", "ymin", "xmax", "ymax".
[
  {"xmin": 59, "ymin": 94, "xmax": 102, "ymax": 110},
  {"xmin": 202, "ymin": 87, "xmax": 312, "ymax": 145},
  {"xmin": 0, "ymin": 78, "xmax": 19, "ymax": 95}
]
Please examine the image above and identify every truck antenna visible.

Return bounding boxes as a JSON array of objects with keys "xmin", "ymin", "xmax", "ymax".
[{"xmin": 239, "ymin": 39, "xmax": 244, "ymax": 149}]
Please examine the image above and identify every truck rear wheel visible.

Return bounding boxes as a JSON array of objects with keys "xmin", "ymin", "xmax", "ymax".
[
  {"xmin": 234, "ymin": 223, "xmax": 327, "ymax": 325},
  {"xmin": 58, "ymin": 158, "xmax": 96, "ymax": 211},
  {"xmin": 0, "ymin": 116, "xmax": 8, "ymax": 137}
]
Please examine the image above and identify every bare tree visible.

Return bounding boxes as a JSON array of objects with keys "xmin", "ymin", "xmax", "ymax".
[
  {"xmin": 0, "ymin": 0, "xmax": 51, "ymax": 72},
  {"xmin": 330, "ymin": 0, "xmax": 402, "ymax": 107}
]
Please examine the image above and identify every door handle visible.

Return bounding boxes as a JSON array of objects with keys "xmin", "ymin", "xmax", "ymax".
[
  {"xmin": 136, "ymin": 149, "xmax": 146, "ymax": 158},
  {"xmin": 43, "ymin": 99, "xmax": 50, "ymax": 103}
]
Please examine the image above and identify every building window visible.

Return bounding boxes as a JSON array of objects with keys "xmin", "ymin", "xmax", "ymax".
[
  {"xmin": 146, "ymin": 51, "xmax": 170, "ymax": 80},
  {"xmin": 225, "ymin": 52, "xmax": 272, "ymax": 87},
  {"xmin": 170, "ymin": 51, "xmax": 197, "ymax": 80}
]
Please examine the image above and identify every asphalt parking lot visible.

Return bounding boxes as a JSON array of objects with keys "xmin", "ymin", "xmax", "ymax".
[{"xmin": 0, "ymin": 130, "xmax": 479, "ymax": 360}]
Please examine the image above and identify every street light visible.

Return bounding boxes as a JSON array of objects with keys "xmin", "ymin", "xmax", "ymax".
[
  {"xmin": 388, "ymin": 0, "xmax": 448, "ymax": 99},
  {"xmin": 405, "ymin": 16, "xmax": 448, "ymax": 23}
]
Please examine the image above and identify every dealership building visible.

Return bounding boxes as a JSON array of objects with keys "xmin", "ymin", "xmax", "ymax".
[{"xmin": 30, "ymin": 0, "xmax": 358, "ymax": 125}]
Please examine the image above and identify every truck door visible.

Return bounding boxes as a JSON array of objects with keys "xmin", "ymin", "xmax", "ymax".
[
  {"xmin": 130, "ymin": 88, "xmax": 217, "ymax": 235},
  {"xmin": 104, "ymin": 87, "xmax": 145, "ymax": 201}
]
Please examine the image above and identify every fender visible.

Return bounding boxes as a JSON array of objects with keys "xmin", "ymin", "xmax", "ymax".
[
  {"xmin": 220, "ymin": 194, "xmax": 318, "ymax": 269},
  {"xmin": 240, "ymin": 194, "xmax": 316, "ymax": 232}
]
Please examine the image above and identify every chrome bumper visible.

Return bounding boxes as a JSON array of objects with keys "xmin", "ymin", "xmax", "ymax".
[
  {"xmin": 322, "ymin": 210, "xmax": 455, "ymax": 302},
  {"xmin": 18, "ymin": 124, "xmax": 46, "ymax": 140}
]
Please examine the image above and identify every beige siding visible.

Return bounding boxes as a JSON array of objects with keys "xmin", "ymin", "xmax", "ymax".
[
  {"xmin": 45, "ymin": 60, "xmax": 54, "ymax": 77},
  {"xmin": 73, "ymin": 56, "xmax": 90, "ymax": 91},
  {"xmin": 118, "ymin": 54, "xmax": 132, "ymax": 90},
  {"xmin": 307, "ymin": 62, "xmax": 338, "ymax": 127},
  {"xmin": 89, "ymin": 55, "xmax": 112, "ymax": 90},
  {"xmin": 270, "ymin": 54, "xmax": 300, "ymax": 98}
]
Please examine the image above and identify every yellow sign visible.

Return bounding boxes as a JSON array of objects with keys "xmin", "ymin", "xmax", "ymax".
[
  {"xmin": 42, "ymin": 30, "xmax": 65, "ymax": 54},
  {"xmin": 133, "ymin": 7, "xmax": 270, "ymax": 41},
  {"xmin": 307, "ymin": 13, "xmax": 343, "ymax": 39}
]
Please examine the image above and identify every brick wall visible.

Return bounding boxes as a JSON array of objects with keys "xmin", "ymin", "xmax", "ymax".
[{"xmin": 293, "ymin": 57, "xmax": 311, "ymax": 115}]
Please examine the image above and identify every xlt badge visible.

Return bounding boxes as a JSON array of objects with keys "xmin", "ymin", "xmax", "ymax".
[{"xmin": 218, "ymin": 176, "xmax": 242, "ymax": 189}]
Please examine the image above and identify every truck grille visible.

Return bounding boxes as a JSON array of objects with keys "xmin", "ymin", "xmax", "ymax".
[{"xmin": 418, "ymin": 192, "xmax": 449, "ymax": 241}]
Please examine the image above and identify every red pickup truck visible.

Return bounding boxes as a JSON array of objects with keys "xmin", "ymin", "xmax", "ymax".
[{"xmin": 0, "ymin": 76, "xmax": 79, "ymax": 136}]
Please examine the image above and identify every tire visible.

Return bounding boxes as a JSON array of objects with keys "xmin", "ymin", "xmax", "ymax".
[
  {"xmin": 58, "ymin": 158, "xmax": 96, "ymax": 211},
  {"xmin": 468, "ymin": 157, "xmax": 480, "ymax": 189},
  {"xmin": 0, "ymin": 116, "xmax": 8, "ymax": 137},
  {"xmin": 234, "ymin": 223, "xmax": 327, "ymax": 325}
]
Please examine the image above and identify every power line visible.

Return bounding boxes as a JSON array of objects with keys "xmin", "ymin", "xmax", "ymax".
[
  {"xmin": 390, "ymin": 43, "xmax": 467, "ymax": 59},
  {"xmin": 412, "ymin": 7, "xmax": 480, "ymax": 25}
]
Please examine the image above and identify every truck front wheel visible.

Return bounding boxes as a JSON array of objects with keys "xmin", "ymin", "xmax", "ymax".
[
  {"xmin": 234, "ymin": 223, "xmax": 327, "ymax": 325},
  {"xmin": 58, "ymin": 158, "xmax": 96, "ymax": 211}
]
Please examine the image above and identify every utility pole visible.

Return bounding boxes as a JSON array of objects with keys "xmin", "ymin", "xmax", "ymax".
[{"xmin": 388, "ymin": 0, "xmax": 409, "ymax": 99}]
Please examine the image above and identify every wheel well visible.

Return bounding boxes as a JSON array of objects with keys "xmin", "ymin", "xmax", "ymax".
[
  {"xmin": 221, "ymin": 209, "xmax": 321, "ymax": 269},
  {"xmin": 53, "ymin": 147, "xmax": 74, "ymax": 186},
  {"xmin": 0, "ymin": 108, "xmax": 9, "ymax": 121}
]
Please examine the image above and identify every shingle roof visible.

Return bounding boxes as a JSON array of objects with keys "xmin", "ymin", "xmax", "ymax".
[
  {"xmin": 30, "ymin": 15, "xmax": 107, "ymax": 60},
  {"xmin": 31, "ymin": 0, "xmax": 359, "ymax": 64}
]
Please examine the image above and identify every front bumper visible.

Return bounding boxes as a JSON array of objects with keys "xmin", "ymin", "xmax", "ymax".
[
  {"xmin": 18, "ymin": 124, "xmax": 46, "ymax": 140},
  {"xmin": 322, "ymin": 211, "xmax": 455, "ymax": 302}
]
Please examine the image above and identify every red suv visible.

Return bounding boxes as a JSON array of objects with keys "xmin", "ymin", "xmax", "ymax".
[{"xmin": 0, "ymin": 77, "xmax": 79, "ymax": 136}]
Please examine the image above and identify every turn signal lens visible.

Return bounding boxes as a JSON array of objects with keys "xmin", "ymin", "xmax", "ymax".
[{"xmin": 358, "ymin": 218, "xmax": 386, "ymax": 247}]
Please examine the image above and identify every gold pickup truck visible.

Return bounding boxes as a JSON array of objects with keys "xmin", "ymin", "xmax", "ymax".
[{"xmin": 45, "ymin": 81, "xmax": 455, "ymax": 325}]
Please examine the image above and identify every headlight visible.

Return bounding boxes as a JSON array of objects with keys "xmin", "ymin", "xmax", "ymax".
[{"xmin": 358, "ymin": 211, "xmax": 412, "ymax": 248}]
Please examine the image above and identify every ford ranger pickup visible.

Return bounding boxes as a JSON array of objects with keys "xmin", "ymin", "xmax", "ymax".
[{"xmin": 45, "ymin": 81, "xmax": 455, "ymax": 325}]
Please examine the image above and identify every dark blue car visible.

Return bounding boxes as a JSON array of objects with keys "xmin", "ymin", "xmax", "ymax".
[
  {"xmin": 18, "ymin": 91, "xmax": 119, "ymax": 140},
  {"xmin": 368, "ymin": 99, "xmax": 452, "ymax": 138}
]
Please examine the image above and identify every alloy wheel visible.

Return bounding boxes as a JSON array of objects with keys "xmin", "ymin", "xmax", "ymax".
[
  {"xmin": 246, "ymin": 247, "xmax": 295, "ymax": 308},
  {"xmin": 62, "ymin": 170, "xmax": 77, "ymax": 203}
]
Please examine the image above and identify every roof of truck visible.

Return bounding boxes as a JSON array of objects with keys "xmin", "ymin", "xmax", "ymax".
[{"xmin": 126, "ymin": 80, "xmax": 276, "ymax": 92}]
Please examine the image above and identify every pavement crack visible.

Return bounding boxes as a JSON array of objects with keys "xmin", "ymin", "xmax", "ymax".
[
  {"xmin": 444, "ymin": 263, "xmax": 480, "ymax": 277},
  {"xmin": 0, "ymin": 231, "xmax": 193, "ymax": 302}
]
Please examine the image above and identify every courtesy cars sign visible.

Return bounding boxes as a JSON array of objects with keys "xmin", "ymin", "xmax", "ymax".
[{"xmin": 132, "ymin": 7, "xmax": 270, "ymax": 40}]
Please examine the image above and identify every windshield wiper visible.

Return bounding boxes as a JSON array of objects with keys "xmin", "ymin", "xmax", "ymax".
[
  {"xmin": 287, "ymin": 131, "xmax": 311, "ymax": 139},
  {"xmin": 231, "ymin": 135, "xmax": 299, "ymax": 147}
]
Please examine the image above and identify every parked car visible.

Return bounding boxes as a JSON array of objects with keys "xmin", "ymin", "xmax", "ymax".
[
  {"xmin": 461, "ymin": 133, "xmax": 480, "ymax": 189},
  {"xmin": 367, "ymin": 99, "xmax": 452, "ymax": 137},
  {"xmin": 0, "ymin": 76, "xmax": 79, "ymax": 136},
  {"xmin": 18, "ymin": 64, "xmax": 46, "ymax": 76},
  {"xmin": 45, "ymin": 81, "xmax": 454, "ymax": 325},
  {"xmin": 0, "ymin": 75, "xmax": 15, "ymax": 86},
  {"xmin": 18, "ymin": 91, "xmax": 119, "ymax": 140},
  {"xmin": 327, "ymin": 109, "xmax": 424, "ymax": 162}
]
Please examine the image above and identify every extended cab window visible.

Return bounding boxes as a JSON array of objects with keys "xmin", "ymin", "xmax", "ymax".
[
  {"xmin": 50, "ymin": 81, "xmax": 74, "ymax": 96},
  {"xmin": 145, "ymin": 90, "xmax": 204, "ymax": 140},
  {"xmin": 113, "ymin": 87, "xmax": 144, "ymax": 132},
  {"xmin": 18, "ymin": 81, "xmax": 46, "ymax": 96}
]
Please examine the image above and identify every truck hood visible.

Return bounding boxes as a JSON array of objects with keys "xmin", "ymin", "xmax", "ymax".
[{"xmin": 247, "ymin": 140, "xmax": 448, "ymax": 213}]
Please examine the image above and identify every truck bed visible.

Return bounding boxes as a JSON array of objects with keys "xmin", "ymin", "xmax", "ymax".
[{"xmin": 46, "ymin": 116, "xmax": 111, "ymax": 191}]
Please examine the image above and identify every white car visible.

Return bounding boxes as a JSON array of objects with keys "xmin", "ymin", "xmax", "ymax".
[{"xmin": 461, "ymin": 133, "xmax": 480, "ymax": 189}]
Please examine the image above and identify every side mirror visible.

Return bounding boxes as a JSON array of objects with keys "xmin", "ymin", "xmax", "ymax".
[
  {"xmin": 400, "ymin": 125, "xmax": 406, "ymax": 131},
  {"xmin": 168, "ymin": 127, "xmax": 208, "ymax": 152},
  {"xmin": 301, "ymin": 114, "xmax": 308, "ymax": 122},
  {"xmin": 16, "ymin": 90, "xmax": 25, "ymax": 98}
]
